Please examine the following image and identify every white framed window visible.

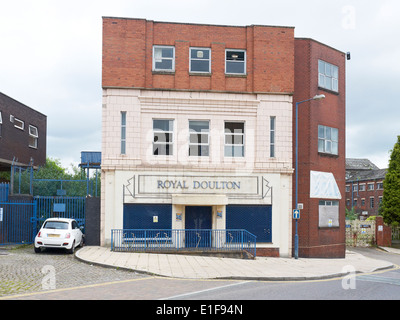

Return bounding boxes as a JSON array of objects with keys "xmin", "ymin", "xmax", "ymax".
[
  {"xmin": 190, "ymin": 47, "xmax": 211, "ymax": 73},
  {"xmin": 153, "ymin": 46, "xmax": 175, "ymax": 72},
  {"xmin": 0, "ymin": 111, "xmax": 2, "ymax": 137},
  {"xmin": 318, "ymin": 60, "xmax": 339, "ymax": 92},
  {"xmin": 153, "ymin": 119, "xmax": 174, "ymax": 156},
  {"xmin": 319, "ymin": 200, "xmax": 339, "ymax": 206},
  {"xmin": 29, "ymin": 125, "xmax": 38, "ymax": 148},
  {"xmin": 368, "ymin": 183, "xmax": 374, "ymax": 191},
  {"xmin": 370, "ymin": 197, "xmax": 375, "ymax": 208},
  {"xmin": 121, "ymin": 112, "xmax": 127, "ymax": 155},
  {"xmin": 270, "ymin": 116, "xmax": 276, "ymax": 158},
  {"xmin": 359, "ymin": 184, "xmax": 366, "ymax": 191},
  {"xmin": 318, "ymin": 125, "xmax": 338, "ymax": 155},
  {"xmin": 14, "ymin": 117, "xmax": 24, "ymax": 130},
  {"xmin": 225, "ymin": 49, "xmax": 246, "ymax": 75},
  {"xmin": 189, "ymin": 120, "xmax": 209, "ymax": 157},
  {"xmin": 224, "ymin": 122, "xmax": 244, "ymax": 157}
]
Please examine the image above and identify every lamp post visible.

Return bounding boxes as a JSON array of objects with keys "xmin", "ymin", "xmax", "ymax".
[{"xmin": 294, "ymin": 94, "xmax": 325, "ymax": 259}]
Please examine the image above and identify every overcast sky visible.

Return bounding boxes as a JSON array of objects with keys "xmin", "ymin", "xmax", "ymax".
[{"xmin": 1, "ymin": 0, "xmax": 399, "ymax": 170}]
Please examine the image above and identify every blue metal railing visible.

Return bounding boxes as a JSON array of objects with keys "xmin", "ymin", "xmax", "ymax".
[
  {"xmin": 0, "ymin": 183, "xmax": 9, "ymax": 202},
  {"xmin": 0, "ymin": 200, "xmax": 36, "ymax": 245},
  {"xmin": 111, "ymin": 229, "xmax": 257, "ymax": 258}
]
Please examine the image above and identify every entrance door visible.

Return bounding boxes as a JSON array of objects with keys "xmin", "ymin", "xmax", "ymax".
[{"xmin": 185, "ymin": 206, "xmax": 212, "ymax": 248}]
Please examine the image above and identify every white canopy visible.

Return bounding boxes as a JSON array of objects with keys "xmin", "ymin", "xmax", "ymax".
[{"xmin": 310, "ymin": 171, "xmax": 342, "ymax": 200}]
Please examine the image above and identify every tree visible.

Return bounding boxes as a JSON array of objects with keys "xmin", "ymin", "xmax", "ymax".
[
  {"xmin": 345, "ymin": 206, "xmax": 357, "ymax": 220},
  {"xmin": 34, "ymin": 157, "xmax": 71, "ymax": 180},
  {"xmin": 380, "ymin": 136, "xmax": 400, "ymax": 226}
]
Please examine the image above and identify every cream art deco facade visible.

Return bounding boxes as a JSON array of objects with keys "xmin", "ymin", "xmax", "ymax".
[
  {"xmin": 101, "ymin": 89, "xmax": 293, "ymax": 256},
  {"xmin": 101, "ymin": 18, "xmax": 295, "ymax": 257}
]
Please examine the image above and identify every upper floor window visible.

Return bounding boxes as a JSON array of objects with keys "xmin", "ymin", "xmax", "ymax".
[
  {"xmin": 270, "ymin": 116, "xmax": 276, "ymax": 158},
  {"xmin": 29, "ymin": 125, "xmax": 38, "ymax": 148},
  {"xmin": 14, "ymin": 117, "xmax": 24, "ymax": 130},
  {"xmin": 153, "ymin": 46, "xmax": 175, "ymax": 72},
  {"xmin": 225, "ymin": 49, "xmax": 246, "ymax": 75},
  {"xmin": 189, "ymin": 120, "xmax": 209, "ymax": 157},
  {"xmin": 153, "ymin": 119, "xmax": 174, "ymax": 156},
  {"xmin": 224, "ymin": 122, "xmax": 244, "ymax": 157},
  {"xmin": 368, "ymin": 183, "xmax": 374, "ymax": 191},
  {"xmin": 121, "ymin": 112, "xmax": 127, "ymax": 155},
  {"xmin": 190, "ymin": 48, "xmax": 211, "ymax": 73},
  {"xmin": 318, "ymin": 60, "xmax": 339, "ymax": 92},
  {"xmin": 318, "ymin": 125, "xmax": 338, "ymax": 155}
]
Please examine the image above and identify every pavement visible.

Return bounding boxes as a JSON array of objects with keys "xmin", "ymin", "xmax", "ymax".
[{"xmin": 75, "ymin": 246, "xmax": 399, "ymax": 281}]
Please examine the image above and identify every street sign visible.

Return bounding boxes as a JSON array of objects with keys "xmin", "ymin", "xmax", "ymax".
[{"xmin": 293, "ymin": 209, "xmax": 300, "ymax": 220}]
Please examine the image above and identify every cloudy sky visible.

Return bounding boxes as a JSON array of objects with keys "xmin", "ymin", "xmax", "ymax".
[{"xmin": 1, "ymin": 0, "xmax": 399, "ymax": 170}]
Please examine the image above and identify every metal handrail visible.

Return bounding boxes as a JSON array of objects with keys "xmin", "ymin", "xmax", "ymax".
[{"xmin": 111, "ymin": 229, "xmax": 257, "ymax": 257}]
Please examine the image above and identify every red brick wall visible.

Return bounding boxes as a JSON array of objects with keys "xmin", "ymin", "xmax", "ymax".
[
  {"xmin": 293, "ymin": 39, "xmax": 346, "ymax": 258},
  {"xmin": 102, "ymin": 18, "xmax": 294, "ymax": 94}
]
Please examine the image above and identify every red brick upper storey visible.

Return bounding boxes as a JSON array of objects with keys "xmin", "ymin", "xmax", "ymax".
[{"xmin": 102, "ymin": 17, "xmax": 295, "ymax": 94}]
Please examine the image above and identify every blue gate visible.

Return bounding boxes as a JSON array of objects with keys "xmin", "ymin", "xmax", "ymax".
[
  {"xmin": 33, "ymin": 196, "xmax": 86, "ymax": 233},
  {"xmin": 0, "ymin": 183, "xmax": 9, "ymax": 202},
  {"xmin": 0, "ymin": 200, "xmax": 37, "ymax": 245}
]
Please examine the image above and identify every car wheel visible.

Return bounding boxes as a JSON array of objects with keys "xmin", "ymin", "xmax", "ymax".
[
  {"xmin": 67, "ymin": 241, "xmax": 75, "ymax": 254},
  {"xmin": 79, "ymin": 236, "xmax": 85, "ymax": 247},
  {"xmin": 34, "ymin": 247, "xmax": 41, "ymax": 253}
]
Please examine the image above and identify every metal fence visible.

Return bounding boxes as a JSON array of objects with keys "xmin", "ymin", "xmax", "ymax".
[
  {"xmin": 0, "ymin": 183, "xmax": 9, "ymax": 202},
  {"xmin": 111, "ymin": 229, "xmax": 257, "ymax": 258},
  {"xmin": 393, "ymin": 226, "xmax": 400, "ymax": 241},
  {"xmin": 0, "ymin": 201, "xmax": 36, "ymax": 245},
  {"xmin": 33, "ymin": 196, "xmax": 86, "ymax": 233}
]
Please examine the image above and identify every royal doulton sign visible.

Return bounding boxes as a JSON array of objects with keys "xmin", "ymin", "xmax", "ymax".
[
  {"xmin": 140, "ymin": 175, "xmax": 257, "ymax": 195},
  {"xmin": 123, "ymin": 175, "xmax": 272, "ymax": 202}
]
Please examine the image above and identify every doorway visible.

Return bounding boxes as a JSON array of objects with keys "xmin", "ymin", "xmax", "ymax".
[{"xmin": 185, "ymin": 206, "xmax": 212, "ymax": 248}]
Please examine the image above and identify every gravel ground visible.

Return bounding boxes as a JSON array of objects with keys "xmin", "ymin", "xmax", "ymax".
[{"xmin": 0, "ymin": 244, "xmax": 146, "ymax": 298}]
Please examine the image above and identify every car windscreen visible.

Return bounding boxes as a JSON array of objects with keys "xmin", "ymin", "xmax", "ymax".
[{"xmin": 43, "ymin": 221, "xmax": 69, "ymax": 230}]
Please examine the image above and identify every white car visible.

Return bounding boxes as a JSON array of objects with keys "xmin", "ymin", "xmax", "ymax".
[{"xmin": 34, "ymin": 218, "xmax": 84, "ymax": 254}]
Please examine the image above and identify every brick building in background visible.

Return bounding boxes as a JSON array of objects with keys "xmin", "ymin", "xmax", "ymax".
[
  {"xmin": 0, "ymin": 92, "xmax": 47, "ymax": 173},
  {"xmin": 101, "ymin": 17, "xmax": 346, "ymax": 258},
  {"xmin": 345, "ymin": 158, "xmax": 386, "ymax": 219}
]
